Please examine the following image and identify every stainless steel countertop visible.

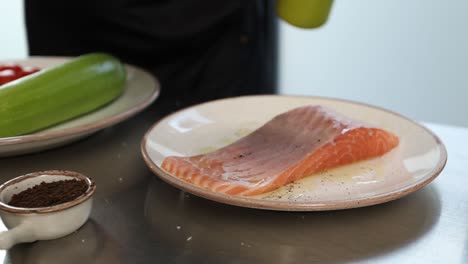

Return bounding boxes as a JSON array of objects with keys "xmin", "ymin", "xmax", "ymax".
[{"xmin": 0, "ymin": 102, "xmax": 466, "ymax": 264}]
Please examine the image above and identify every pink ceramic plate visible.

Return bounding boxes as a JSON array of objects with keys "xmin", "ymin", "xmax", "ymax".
[
  {"xmin": 0, "ymin": 57, "xmax": 160, "ymax": 157},
  {"xmin": 141, "ymin": 95, "xmax": 447, "ymax": 211}
]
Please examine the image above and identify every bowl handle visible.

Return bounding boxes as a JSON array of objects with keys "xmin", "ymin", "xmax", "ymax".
[{"xmin": 0, "ymin": 222, "xmax": 36, "ymax": 250}]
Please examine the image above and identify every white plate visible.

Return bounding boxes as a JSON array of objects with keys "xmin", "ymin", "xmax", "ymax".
[
  {"xmin": 141, "ymin": 95, "xmax": 447, "ymax": 211},
  {"xmin": 0, "ymin": 57, "xmax": 160, "ymax": 157}
]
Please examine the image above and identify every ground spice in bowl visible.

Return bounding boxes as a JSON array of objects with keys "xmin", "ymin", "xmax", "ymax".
[{"xmin": 8, "ymin": 179, "xmax": 88, "ymax": 208}]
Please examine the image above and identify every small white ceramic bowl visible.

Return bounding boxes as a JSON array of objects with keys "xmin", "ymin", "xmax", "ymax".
[{"xmin": 0, "ymin": 170, "xmax": 96, "ymax": 249}]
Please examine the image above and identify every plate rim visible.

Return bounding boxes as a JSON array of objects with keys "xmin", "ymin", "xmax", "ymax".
[
  {"xmin": 140, "ymin": 94, "xmax": 448, "ymax": 211},
  {"xmin": 0, "ymin": 56, "xmax": 160, "ymax": 147}
]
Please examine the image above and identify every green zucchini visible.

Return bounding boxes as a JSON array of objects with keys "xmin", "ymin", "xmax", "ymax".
[{"xmin": 0, "ymin": 53, "xmax": 126, "ymax": 137}]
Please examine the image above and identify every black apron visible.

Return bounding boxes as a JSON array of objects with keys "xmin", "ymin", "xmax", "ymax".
[{"xmin": 25, "ymin": 0, "xmax": 278, "ymax": 106}]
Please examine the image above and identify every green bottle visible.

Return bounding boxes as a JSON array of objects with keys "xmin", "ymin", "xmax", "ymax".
[{"xmin": 277, "ymin": 0, "xmax": 334, "ymax": 29}]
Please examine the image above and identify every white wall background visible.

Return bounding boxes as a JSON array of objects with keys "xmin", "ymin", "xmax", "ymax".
[
  {"xmin": 279, "ymin": 0, "xmax": 468, "ymax": 126},
  {"xmin": 0, "ymin": 1, "xmax": 27, "ymax": 60},
  {"xmin": 1, "ymin": 0, "xmax": 467, "ymax": 127}
]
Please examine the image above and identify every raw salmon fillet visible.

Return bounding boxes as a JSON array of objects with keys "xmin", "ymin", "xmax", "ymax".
[{"xmin": 162, "ymin": 105, "xmax": 399, "ymax": 196}]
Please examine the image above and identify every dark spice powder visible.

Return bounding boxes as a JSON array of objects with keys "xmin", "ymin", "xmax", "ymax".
[{"xmin": 8, "ymin": 179, "xmax": 88, "ymax": 208}]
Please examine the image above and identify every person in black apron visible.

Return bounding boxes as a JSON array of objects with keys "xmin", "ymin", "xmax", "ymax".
[{"xmin": 24, "ymin": 0, "xmax": 278, "ymax": 106}]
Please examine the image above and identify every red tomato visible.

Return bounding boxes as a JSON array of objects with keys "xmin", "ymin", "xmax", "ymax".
[
  {"xmin": 9, "ymin": 65, "xmax": 23, "ymax": 74},
  {"xmin": 0, "ymin": 69, "xmax": 17, "ymax": 85},
  {"xmin": 21, "ymin": 66, "xmax": 40, "ymax": 75},
  {"xmin": 0, "ymin": 64, "xmax": 41, "ymax": 85},
  {"xmin": 0, "ymin": 64, "xmax": 18, "ymax": 71}
]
